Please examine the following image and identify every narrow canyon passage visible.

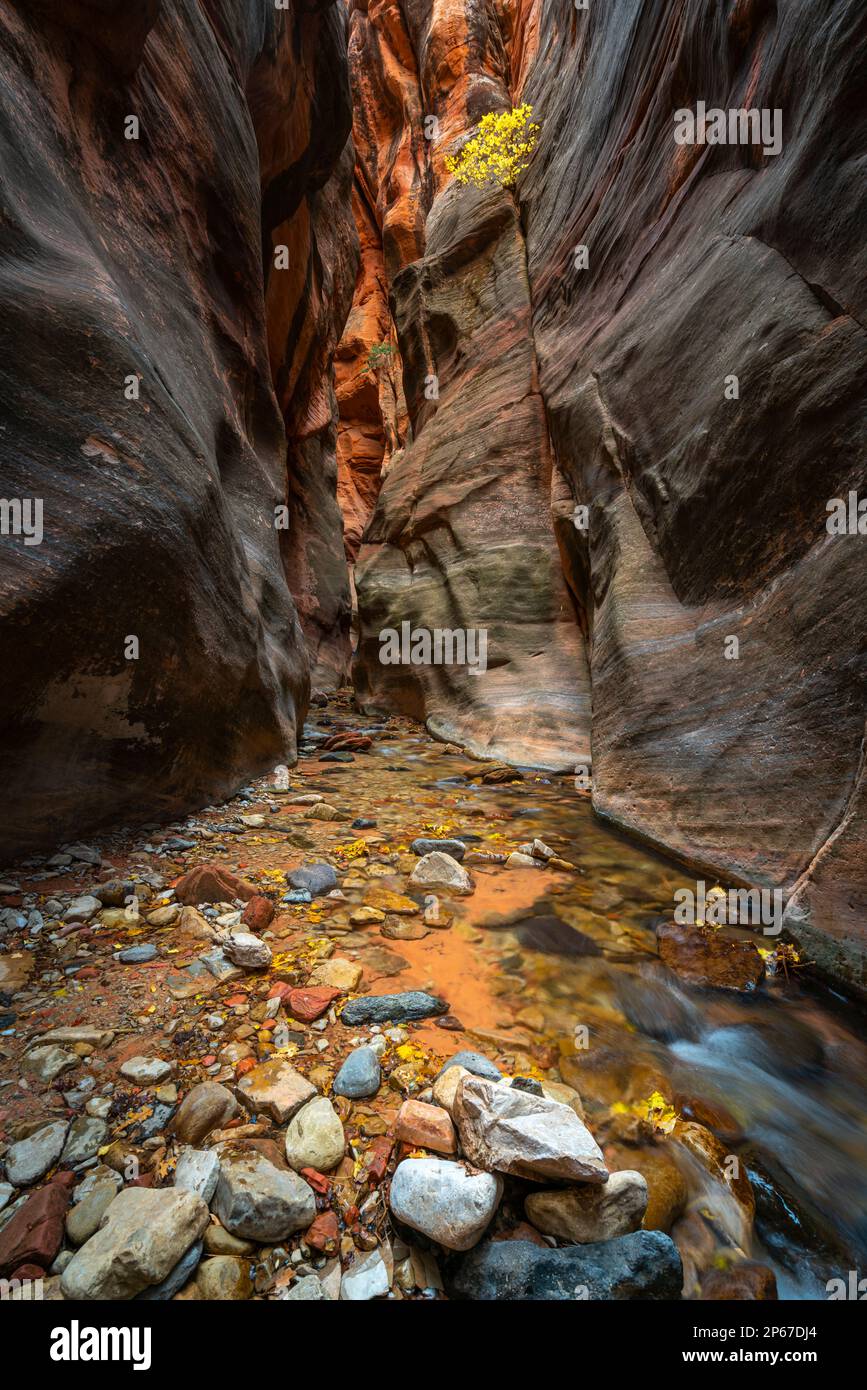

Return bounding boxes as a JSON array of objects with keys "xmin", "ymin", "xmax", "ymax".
[{"xmin": 0, "ymin": 0, "xmax": 864, "ymax": 1322}]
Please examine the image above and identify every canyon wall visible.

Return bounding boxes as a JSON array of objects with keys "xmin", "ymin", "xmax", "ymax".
[
  {"xmin": 0, "ymin": 0, "xmax": 354, "ymax": 858},
  {"xmin": 346, "ymin": 0, "xmax": 866, "ymax": 988}
]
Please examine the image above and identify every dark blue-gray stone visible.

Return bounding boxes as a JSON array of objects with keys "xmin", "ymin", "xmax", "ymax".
[
  {"xmin": 136, "ymin": 1240, "xmax": 203, "ymax": 1301},
  {"xmin": 410, "ymin": 838, "xmax": 467, "ymax": 860},
  {"xmin": 288, "ymin": 863, "xmax": 338, "ymax": 894},
  {"xmin": 340, "ymin": 991, "xmax": 448, "ymax": 1026},
  {"xmin": 117, "ymin": 944, "xmax": 158, "ymax": 964},
  {"xmin": 436, "ymin": 1050, "xmax": 502, "ymax": 1081},
  {"xmin": 333, "ymin": 1045, "xmax": 381, "ymax": 1099},
  {"xmin": 445, "ymin": 1232, "xmax": 683, "ymax": 1301}
]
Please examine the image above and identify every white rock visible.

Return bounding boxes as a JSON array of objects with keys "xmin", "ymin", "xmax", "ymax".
[
  {"xmin": 5, "ymin": 1121, "xmax": 68, "ymax": 1186},
  {"xmin": 389, "ymin": 1158, "xmax": 502, "ymax": 1251},
  {"xmin": 340, "ymin": 1244, "xmax": 392, "ymax": 1301},
  {"xmin": 284, "ymin": 1097, "xmax": 345, "ymax": 1173},
  {"xmin": 409, "ymin": 852, "xmax": 474, "ymax": 895},
  {"xmin": 119, "ymin": 1056, "xmax": 173, "ymax": 1085},
  {"xmin": 174, "ymin": 1148, "xmax": 221, "ymax": 1204},
  {"xmin": 223, "ymin": 931, "xmax": 272, "ymax": 971},
  {"xmin": 454, "ymin": 1076, "xmax": 608, "ymax": 1183}
]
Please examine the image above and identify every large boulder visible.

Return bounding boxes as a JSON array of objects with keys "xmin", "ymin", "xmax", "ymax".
[
  {"xmin": 453, "ymin": 1076, "xmax": 608, "ymax": 1184},
  {"xmin": 213, "ymin": 1147, "xmax": 316, "ymax": 1242},
  {"xmin": 60, "ymin": 1187, "xmax": 208, "ymax": 1300},
  {"xmin": 389, "ymin": 1158, "xmax": 502, "ymax": 1251},
  {"xmin": 446, "ymin": 1231, "xmax": 684, "ymax": 1300}
]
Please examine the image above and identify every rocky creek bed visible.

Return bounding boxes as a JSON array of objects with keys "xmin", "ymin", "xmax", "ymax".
[{"xmin": 1, "ymin": 693, "xmax": 865, "ymax": 1302}]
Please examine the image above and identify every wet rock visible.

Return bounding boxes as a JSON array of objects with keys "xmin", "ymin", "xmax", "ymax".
[
  {"xmin": 213, "ymin": 1148, "xmax": 316, "ymax": 1242},
  {"xmin": 657, "ymin": 922, "xmax": 765, "ymax": 992},
  {"xmin": 172, "ymin": 1082, "xmax": 239, "ymax": 1145},
  {"xmin": 340, "ymin": 1244, "xmax": 391, "ymax": 1301},
  {"xmin": 5, "ymin": 1121, "xmax": 68, "ymax": 1186},
  {"xmin": 136, "ymin": 1239, "xmax": 203, "ymax": 1301},
  {"xmin": 286, "ymin": 985, "xmax": 339, "ymax": 1022},
  {"xmin": 174, "ymin": 1149, "xmax": 221, "ymax": 1204},
  {"xmin": 615, "ymin": 973, "xmax": 702, "ymax": 1043},
  {"xmin": 65, "ymin": 1180, "xmax": 118, "ymax": 1247},
  {"xmin": 362, "ymin": 886, "xmax": 420, "ymax": 914},
  {"xmin": 288, "ymin": 863, "xmax": 338, "ymax": 895},
  {"xmin": 146, "ymin": 905, "xmax": 180, "ymax": 928},
  {"xmin": 61, "ymin": 1188, "xmax": 208, "ymax": 1300},
  {"xmin": 381, "ymin": 917, "xmax": 428, "ymax": 941},
  {"xmin": 21, "ymin": 1044, "xmax": 78, "ymax": 1084},
  {"xmin": 411, "ymin": 838, "xmax": 467, "ymax": 860},
  {"xmin": 195, "ymin": 1254, "xmax": 253, "ymax": 1300},
  {"xmin": 390, "ymin": 1158, "xmax": 502, "ymax": 1251},
  {"xmin": 284, "ymin": 1097, "xmax": 345, "ymax": 1173},
  {"xmin": 235, "ymin": 1057, "xmax": 316, "ymax": 1124},
  {"xmin": 61, "ymin": 1117, "xmax": 109, "ymax": 1167},
  {"xmin": 63, "ymin": 895, "xmax": 101, "ymax": 922},
  {"xmin": 410, "ymin": 852, "xmax": 474, "ymax": 895},
  {"xmin": 395, "ymin": 1099, "xmax": 457, "ymax": 1154},
  {"xmin": 308, "ymin": 957, "xmax": 362, "ymax": 992},
  {"xmin": 432, "ymin": 1065, "xmax": 472, "ymax": 1118},
  {"xmin": 241, "ymin": 895, "xmax": 275, "ymax": 932},
  {"xmin": 438, "ymin": 1051, "xmax": 502, "ymax": 1082},
  {"xmin": 622, "ymin": 1148, "xmax": 688, "ymax": 1234},
  {"xmin": 446, "ymin": 1231, "xmax": 683, "ymax": 1300},
  {"xmin": 175, "ymin": 866, "xmax": 258, "ymax": 905},
  {"xmin": 116, "ymin": 944, "xmax": 158, "ymax": 964},
  {"xmin": 341, "ymin": 991, "xmax": 448, "ymax": 1026},
  {"xmin": 222, "ymin": 931, "xmax": 272, "ymax": 971},
  {"xmin": 119, "ymin": 1056, "xmax": 172, "ymax": 1086},
  {"xmin": 515, "ymin": 915, "xmax": 602, "ymax": 958},
  {"xmin": 333, "ymin": 1046, "xmax": 381, "ymax": 1099},
  {"xmin": 0, "ymin": 1172, "xmax": 74, "ymax": 1275},
  {"xmin": 526, "ymin": 1170, "xmax": 648, "ymax": 1244},
  {"xmin": 454, "ymin": 1077, "xmax": 608, "ymax": 1184},
  {"xmin": 282, "ymin": 1272, "xmax": 327, "ymax": 1300}
]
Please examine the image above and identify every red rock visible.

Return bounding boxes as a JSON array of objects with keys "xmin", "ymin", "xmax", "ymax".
[
  {"xmin": 267, "ymin": 983, "xmax": 292, "ymax": 1001},
  {"xmin": 657, "ymin": 922, "xmax": 765, "ymax": 992},
  {"xmin": 241, "ymin": 895, "xmax": 275, "ymax": 931},
  {"xmin": 0, "ymin": 1171, "xmax": 75, "ymax": 1277},
  {"xmin": 300, "ymin": 1168, "xmax": 332, "ymax": 1196},
  {"xmin": 201, "ymin": 1055, "xmax": 216, "ymax": 1066},
  {"xmin": 305, "ymin": 1209, "xmax": 339, "ymax": 1254},
  {"xmin": 394, "ymin": 1098, "xmax": 457, "ymax": 1154},
  {"xmin": 174, "ymin": 865, "xmax": 258, "ymax": 906},
  {"xmin": 363, "ymin": 1136, "xmax": 394, "ymax": 1185},
  {"xmin": 287, "ymin": 986, "xmax": 340, "ymax": 1022},
  {"xmin": 235, "ymin": 1058, "xmax": 256, "ymax": 1079},
  {"xmin": 225, "ymin": 993, "xmax": 249, "ymax": 1008},
  {"xmin": 10, "ymin": 1263, "xmax": 45, "ymax": 1282}
]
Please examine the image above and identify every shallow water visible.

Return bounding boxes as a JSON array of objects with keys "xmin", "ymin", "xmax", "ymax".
[{"xmin": 320, "ymin": 709, "xmax": 867, "ymax": 1298}]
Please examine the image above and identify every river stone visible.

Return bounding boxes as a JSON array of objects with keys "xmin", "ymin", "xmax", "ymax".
[
  {"xmin": 65, "ymin": 1180, "xmax": 118, "ymax": 1246},
  {"xmin": 63, "ymin": 895, "xmax": 101, "ymax": 922},
  {"xmin": 657, "ymin": 921, "xmax": 765, "ymax": 992},
  {"xmin": 445, "ymin": 1231, "xmax": 683, "ymax": 1300},
  {"xmin": 60, "ymin": 1187, "xmax": 209, "ymax": 1300},
  {"xmin": 525, "ymin": 1170, "xmax": 648, "ymax": 1243},
  {"xmin": 432, "ymin": 1065, "xmax": 471, "ymax": 1117},
  {"xmin": 282, "ymin": 1273, "xmax": 327, "ymax": 1300},
  {"xmin": 410, "ymin": 852, "xmax": 474, "ymax": 895},
  {"xmin": 437, "ymin": 1050, "xmax": 502, "ymax": 1081},
  {"xmin": 390, "ymin": 1158, "xmax": 502, "ymax": 1251},
  {"xmin": 223, "ymin": 931, "xmax": 272, "ymax": 971},
  {"xmin": 288, "ymin": 863, "xmax": 338, "ymax": 895},
  {"xmin": 340, "ymin": 991, "xmax": 448, "ymax": 1026},
  {"xmin": 454, "ymin": 1076, "xmax": 608, "ymax": 1183},
  {"xmin": 284, "ymin": 1097, "xmax": 345, "ymax": 1173},
  {"xmin": 235, "ymin": 1056, "xmax": 316, "ymax": 1124},
  {"xmin": 307, "ymin": 957, "xmax": 362, "ymax": 991},
  {"xmin": 213, "ymin": 1148, "xmax": 315, "ymax": 1241},
  {"xmin": 117, "ymin": 943, "xmax": 158, "ymax": 964},
  {"xmin": 410, "ymin": 838, "xmax": 467, "ymax": 861},
  {"xmin": 61, "ymin": 1116, "xmax": 109, "ymax": 1167},
  {"xmin": 21, "ymin": 1044, "xmax": 78, "ymax": 1083},
  {"xmin": 136, "ymin": 1239, "xmax": 203, "ymax": 1301},
  {"xmin": 174, "ymin": 1148, "xmax": 221, "ymax": 1203},
  {"xmin": 173, "ymin": 1081, "xmax": 239, "ymax": 1144},
  {"xmin": 333, "ymin": 1046, "xmax": 381, "ymax": 1099},
  {"xmin": 119, "ymin": 1055, "xmax": 172, "ymax": 1085},
  {"xmin": 339, "ymin": 1244, "xmax": 391, "ymax": 1301},
  {"xmin": 31, "ymin": 1026, "xmax": 115, "ymax": 1050},
  {"xmin": 5, "ymin": 1121, "xmax": 68, "ymax": 1186},
  {"xmin": 195, "ymin": 1254, "xmax": 253, "ymax": 1300},
  {"xmin": 203, "ymin": 1223, "xmax": 255, "ymax": 1256}
]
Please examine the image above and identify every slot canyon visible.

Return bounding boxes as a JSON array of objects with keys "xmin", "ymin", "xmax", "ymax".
[{"xmin": 0, "ymin": 0, "xmax": 865, "ymax": 1315}]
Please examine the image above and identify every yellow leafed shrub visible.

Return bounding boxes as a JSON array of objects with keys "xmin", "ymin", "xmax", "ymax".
[{"xmin": 445, "ymin": 104, "xmax": 540, "ymax": 189}]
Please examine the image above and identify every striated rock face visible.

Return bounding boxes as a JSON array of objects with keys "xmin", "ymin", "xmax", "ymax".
[
  {"xmin": 348, "ymin": 0, "xmax": 591, "ymax": 769},
  {"xmin": 518, "ymin": 0, "xmax": 866, "ymax": 986},
  {"xmin": 341, "ymin": 0, "xmax": 866, "ymax": 988},
  {"xmin": 0, "ymin": 0, "xmax": 355, "ymax": 857}
]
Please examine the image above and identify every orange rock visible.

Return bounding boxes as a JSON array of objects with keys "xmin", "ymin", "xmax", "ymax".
[
  {"xmin": 394, "ymin": 1099, "xmax": 457, "ymax": 1155},
  {"xmin": 174, "ymin": 865, "xmax": 258, "ymax": 906},
  {"xmin": 241, "ymin": 895, "xmax": 276, "ymax": 931},
  {"xmin": 305, "ymin": 1209, "xmax": 340, "ymax": 1254},
  {"xmin": 287, "ymin": 986, "xmax": 340, "ymax": 1022}
]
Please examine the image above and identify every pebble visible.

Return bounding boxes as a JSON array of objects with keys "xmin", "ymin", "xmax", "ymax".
[
  {"xmin": 236, "ymin": 1056, "xmax": 317, "ymax": 1124},
  {"xmin": 223, "ymin": 931, "xmax": 272, "ymax": 971},
  {"xmin": 333, "ymin": 1046, "xmax": 381, "ymax": 1099},
  {"xmin": 116, "ymin": 944, "xmax": 158, "ymax": 964},
  {"xmin": 410, "ymin": 852, "xmax": 474, "ymax": 895},
  {"xmin": 284, "ymin": 1097, "xmax": 346, "ymax": 1172},
  {"xmin": 5, "ymin": 1121, "xmax": 68, "ymax": 1186},
  {"xmin": 119, "ymin": 1056, "xmax": 173, "ymax": 1085},
  {"xmin": 410, "ymin": 838, "xmax": 467, "ymax": 860},
  {"xmin": 174, "ymin": 1148, "xmax": 221, "ymax": 1204}
]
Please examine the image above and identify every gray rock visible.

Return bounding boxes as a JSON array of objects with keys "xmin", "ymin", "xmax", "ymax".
[
  {"xmin": 213, "ymin": 1148, "xmax": 316, "ymax": 1242},
  {"xmin": 284, "ymin": 1097, "xmax": 345, "ymax": 1173},
  {"xmin": 135, "ymin": 1239, "xmax": 203, "ymax": 1300},
  {"xmin": 5, "ymin": 1120, "xmax": 68, "ymax": 1186},
  {"xmin": 341, "ymin": 991, "xmax": 448, "ymax": 1026},
  {"xmin": 63, "ymin": 895, "xmax": 101, "ymax": 922},
  {"xmin": 281, "ymin": 1273, "xmax": 327, "ymax": 1301},
  {"xmin": 409, "ymin": 852, "xmax": 473, "ymax": 895},
  {"xmin": 288, "ymin": 863, "xmax": 338, "ymax": 895},
  {"xmin": 60, "ymin": 1187, "xmax": 209, "ymax": 1299},
  {"xmin": 222, "ymin": 931, "xmax": 272, "ymax": 971},
  {"xmin": 389, "ymin": 1158, "xmax": 502, "ymax": 1251},
  {"xmin": 410, "ymin": 838, "xmax": 466, "ymax": 861},
  {"xmin": 340, "ymin": 1244, "xmax": 391, "ymax": 1301},
  {"xmin": 454, "ymin": 1076, "xmax": 608, "ymax": 1183},
  {"xmin": 174, "ymin": 1148, "xmax": 221, "ymax": 1204},
  {"xmin": 333, "ymin": 1046, "xmax": 381, "ymax": 1099},
  {"xmin": 117, "ymin": 944, "xmax": 158, "ymax": 964},
  {"xmin": 66, "ymin": 1180, "xmax": 119, "ymax": 1246},
  {"xmin": 119, "ymin": 1056, "xmax": 172, "ymax": 1085},
  {"xmin": 21, "ymin": 1044, "xmax": 78, "ymax": 1083},
  {"xmin": 437, "ymin": 1050, "xmax": 502, "ymax": 1081},
  {"xmin": 446, "ymin": 1231, "xmax": 683, "ymax": 1300},
  {"xmin": 525, "ymin": 1170, "xmax": 648, "ymax": 1244},
  {"xmin": 61, "ymin": 1116, "xmax": 109, "ymax": 1167}
]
